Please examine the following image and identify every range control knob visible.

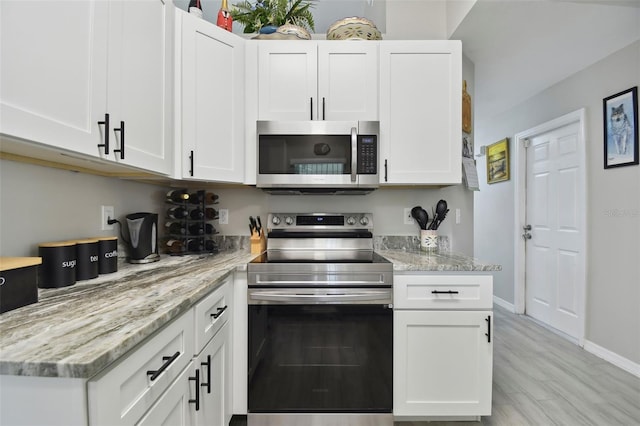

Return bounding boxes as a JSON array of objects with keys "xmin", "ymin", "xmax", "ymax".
[
  {"xmin": 360, "ymin": 216, "xmax": 369, "ymax": 226},
  {"xmin": 285, "ymin": 216, "xmax": 294, "ymax": 225},
  {"xmin": 346, "ymin": 216, "xmax": 356, "ymax": 225},
  {"xmin": 272, "ymin": 216, "xmax": 281, "ymax": 225}
]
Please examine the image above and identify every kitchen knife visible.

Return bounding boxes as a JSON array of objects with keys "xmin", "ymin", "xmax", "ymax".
[{"xmin": 256, "ymin": 216, "xmax": 262, "ymax": 236}]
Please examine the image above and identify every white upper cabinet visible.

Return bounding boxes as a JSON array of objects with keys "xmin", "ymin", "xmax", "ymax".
[
  {"xmin": 106, "ymin": 0, "xmax": 172, "ymax": 175},
  {"xmin": 379, "ymin": 41, "xmax": 462, "ymax": 185},
  {"xmin": 176, "ymin": 10, "xmax": 245, "ymax": 183},
  {"xmin": 257, "ymin": 41, "xmax": 317, "ymax": 121},
  {"xmin": 0, "ymin": 0, "xmax": 172, "ymax": 175},
  {"xmin": 256, "ymin": 41, "xmax": 379, "ymax": 121},
  {"xmin": 0, "ymin": 0, "xmax": 109, "ymax": 157}
]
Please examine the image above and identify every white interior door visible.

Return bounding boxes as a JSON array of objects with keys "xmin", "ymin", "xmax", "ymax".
[{"xmin": 524, "ymin": 119, "xmax": 585, "ymax": 340}]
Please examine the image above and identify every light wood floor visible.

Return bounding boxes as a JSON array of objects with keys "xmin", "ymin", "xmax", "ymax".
[
  {"xmin": 232, "ymin": 305, "xmax": 640, "ymax": 426},
  {"xmin": 400, "ymin": 305, "xmax": 640, "ymax": 426}
]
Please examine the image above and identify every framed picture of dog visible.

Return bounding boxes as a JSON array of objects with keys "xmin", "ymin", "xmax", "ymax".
[
  {"xmin": 603, "ymin": 86, "xmax": 638, "ymax": 169},
  {"xmin": 486, "ymin": 138, "xmax": 509, "ymax": 184}
]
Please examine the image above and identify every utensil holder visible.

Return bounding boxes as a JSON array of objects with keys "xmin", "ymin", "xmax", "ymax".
[{"xmin": 420, "ymin": 230, "xmax": 438, "ymax": 252}]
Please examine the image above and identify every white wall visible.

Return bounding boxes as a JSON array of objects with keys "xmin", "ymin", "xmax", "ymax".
[{"xmin": 474, "ymin": 41, "xmax": 640, "ymax": 364}]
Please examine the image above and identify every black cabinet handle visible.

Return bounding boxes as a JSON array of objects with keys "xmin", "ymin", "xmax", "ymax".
[
  {"xmin": 113, "ymin": 121, "xmax": 125, "ymax": 159},
  {"xmin": 97, "ymin": 113, "xmax": 110, "ymax": 154},
  {"xmin": 189, "ymin": 150, "xmax": 194, "ymax": 177},
  {"xmin": 189, "ymin": 369, "xmax": 200, "ymax": 411},
  {"xmin": 322, "ymin": 97, "xmax": 325, "ymax": 120},
  {"xmin": 310, "ymin": 97, "xmax": 313, "ymax": 120},
  {"xmin": 431, "ymin": 290, "xmax": 459, "ymax": 294},
  {"xmin": 211, "ymin": 305, "xmax": 228, "ymax": 319},
  {"xmin": 384, "ymin": 159, "xmax": 388, "ymax": 182},
  {"xmin": 200, "ymin": 354, "xmax": 211, "ymax": 394},
  {"xmin": 146, "ymin": 351, "xmax": 180, "ymax": 381},
  {"xmin": 485, "ymin": 316, "xmax": 491, "ymax": 343}
]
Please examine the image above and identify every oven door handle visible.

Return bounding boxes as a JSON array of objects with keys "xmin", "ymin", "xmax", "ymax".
[{"xmin": 249, "ymin": 290, "xmax": 391, "ymax": 304}]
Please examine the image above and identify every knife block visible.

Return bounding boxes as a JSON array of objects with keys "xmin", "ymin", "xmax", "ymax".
[{"xmin": 251, "ymin": 234, "xmax": 266, "ymax": 254}]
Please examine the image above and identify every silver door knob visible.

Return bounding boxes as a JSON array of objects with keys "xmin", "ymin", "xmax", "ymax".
[
  {"xmin": 523, "ymin": 224, "xmax": 532, "ymax": 231},
  {"xmin": 522, "ymin": 232, "xmax": 532, "ymax": 240}
]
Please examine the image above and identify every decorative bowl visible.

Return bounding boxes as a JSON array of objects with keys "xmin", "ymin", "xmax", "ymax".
[
  {"xmin": 326, "ymin": 17, "xmax": 382, "ymax": 40},
  {"xmin": 275, "ymin": 24, "xmax": 311, "ymax": 40}
]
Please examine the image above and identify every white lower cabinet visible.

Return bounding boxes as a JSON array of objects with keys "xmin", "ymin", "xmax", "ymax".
[
  {"xmin": 88, "ymin": 278, "xmax": 232, "ymax": 426},
  {"xmin": 393, "ymin": 274, "xmax": 493, "ymax": 420}
]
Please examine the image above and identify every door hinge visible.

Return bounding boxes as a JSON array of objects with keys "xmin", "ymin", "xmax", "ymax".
[{"xmin": 523, "ymin": 138, "xmax": 531, "ymax": 148}]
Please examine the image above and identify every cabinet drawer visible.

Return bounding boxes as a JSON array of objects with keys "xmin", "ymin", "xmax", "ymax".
[
  {"xmin": 394, "ymin": 275, "xmax": 492, "ymax": 310},
  {"xmin": 194, "ymin": 276, "xmax": 232, "ymax": 354},
  {"xmin": 88, "ymin": 311, "xmax": 195, "ymax": 426}
]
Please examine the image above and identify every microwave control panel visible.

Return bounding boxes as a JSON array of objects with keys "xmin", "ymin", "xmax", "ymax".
[{"xmin": 357, "ymin": 135, "xmax": 377, "ymax": 174}]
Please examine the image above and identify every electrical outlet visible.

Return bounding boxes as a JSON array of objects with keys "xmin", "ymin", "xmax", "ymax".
[
  {"xmin": 101, "ymin": 205, "xmax": 115, "ymax": 231},
  {"xmin": 219, "ymin": 209, "xmax": 229, "ymax": 225},
  {"xmin": 404, "ymin": 207, "xmax": 415, "ymax": 225},
  {"xmin": 455, "ymin": 208, "xmax": 461, "ymax": 224}
]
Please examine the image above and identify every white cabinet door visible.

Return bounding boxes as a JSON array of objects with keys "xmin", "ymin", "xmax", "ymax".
[
  {"xmin": 317, "ymin": 42, "xmax": 379, "ymax": 121},
  {"xmin": 196, "ymin": 323, "xmax": 231, "ymax": 426},
  {"xmin": 0, "ymin": 0, "xmax": 108, "ymax": 157},
  {"xmin": 379, "ymin": 41, "xmax": 462, "ymax": 185},
  {"xmin": 178, "ymin": 11, "xmax": 245, "ymax": 182},
  {"xmin": 393, "ymin": 310, "xmax": 493, "ymax": 417},
  {"xmin": 107, "ymin": 0, "xmax": 172, "ymax": 174},
  {"xmin": 257, "ymin": 41, "xmax": 317, "ymax": 121},
  {"xmin": 136, "ymin": 361, "xmax": 197, "ymax": 426}
]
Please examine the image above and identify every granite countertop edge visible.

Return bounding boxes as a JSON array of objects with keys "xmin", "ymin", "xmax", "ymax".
[{"xmin": 377, "ymin": 249, "xmax": 502, "ymax": 272}]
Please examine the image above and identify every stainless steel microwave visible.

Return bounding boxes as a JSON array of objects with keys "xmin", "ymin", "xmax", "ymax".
[{"xmin": 256, "ymin": 121, "xmax": 379, "ymax": 194}]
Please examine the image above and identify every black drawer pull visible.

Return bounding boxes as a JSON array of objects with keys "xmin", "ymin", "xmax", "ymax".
[
  {"xmin": 146, "ymin": 351, "xmax": 180, "ymax": 381},
  {"xmin": 189, "ymin": 150, "xmax": 194, "ymax": 176},
  {"xmin": 431, "ymin": 290, "xmax": 459, "ymax": 294},
  {"xmin": 200, "ymin": 354, "xmax": 211, "ymax": 394},
  {"xmin": 189, "ymin": 369, "xmax": 200, "ymax": 411},
  {"xmin": 211, "ymin": 305, "xmax": 228, "ymax": 319},
  {"xmin": 485, "ymin": 315, "xmax": 491, "ymax": 343}
]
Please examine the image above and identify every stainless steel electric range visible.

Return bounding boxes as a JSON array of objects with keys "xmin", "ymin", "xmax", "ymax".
[{"xmin": 247, "ymin": 213, "xmax": 393, "ymax": 426}]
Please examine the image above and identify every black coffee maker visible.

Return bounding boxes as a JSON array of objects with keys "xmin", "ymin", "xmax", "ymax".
[{"xmin": 125, "ymin": 213, "xmax": 160, "ymax": 264}]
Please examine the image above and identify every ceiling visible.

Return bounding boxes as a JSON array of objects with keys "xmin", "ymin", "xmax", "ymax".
[{"xmin": 451, "ymin": 0, "xmax": 640, "ymax": 121}]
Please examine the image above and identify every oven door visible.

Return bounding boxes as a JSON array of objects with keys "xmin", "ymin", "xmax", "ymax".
[{"xmin": 247, "ymin": 288, "xmax": 393, "ymax": 414}]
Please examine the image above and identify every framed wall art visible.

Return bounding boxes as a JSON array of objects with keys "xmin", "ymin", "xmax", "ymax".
[
  {"xmin": 486, "ymin": 138, "xmax": 510, "ymax": 184},
  {"xmin": 603, "ymin": 86, "xmax": 638, "ymax": 169}
]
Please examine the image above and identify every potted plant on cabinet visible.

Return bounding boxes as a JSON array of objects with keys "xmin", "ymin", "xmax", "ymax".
[{"xmin": 230, "ymin": 0, "xmax": 315, "ymax": 34}]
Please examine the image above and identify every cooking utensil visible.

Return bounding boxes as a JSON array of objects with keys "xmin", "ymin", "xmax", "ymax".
[
  {"xmin": 429, "ymin": 200, "xmax": 448, "ymax": 230},
  {"xmin": 411, "ymin": 206, "xmax": 428, "ymax": 230}
]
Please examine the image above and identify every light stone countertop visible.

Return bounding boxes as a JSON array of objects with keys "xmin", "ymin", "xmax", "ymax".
[
  {"xmin": 377, "ymin": 249, "xmax": 502, "ymax": 272},
  {"xmin": 0, "ymin": 250, "xmax": 256, "ymax": 379},
  {"xmin": 0, "ymin": 247, "xmax": 499, "ymax": 379}
]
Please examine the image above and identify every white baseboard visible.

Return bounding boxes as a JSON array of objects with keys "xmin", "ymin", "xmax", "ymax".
[
  {"xmin": 493, "ymin": 296, "xmax": 515, "ymax": 312},
  {"xmin": 584, "ymin": 340, "xmax": 640, "ymax": 378}
]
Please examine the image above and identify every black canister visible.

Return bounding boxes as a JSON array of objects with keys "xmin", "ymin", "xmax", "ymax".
[
  {"xmin": 38, "ymin": 241, "xmax": 76, "ymax": 288},
  {"xmin": 97, "ymin": 237, "xmax": 118, "ymax": 274},
  {"xmin": 75, "ymin": 239, "xmax": 99, "ymax": 281}
]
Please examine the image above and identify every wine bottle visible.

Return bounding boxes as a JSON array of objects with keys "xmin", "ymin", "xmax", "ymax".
[
  {"xmin": 188, "ymin": 223, "xmax": 204, "ymax": 236},
  {"xmin": 186, "ymin": 238, "xmax": 203, "ymax": 252},
  {"xmin": 204, "ymin": 192, "xmax": 219, "ymax": 204},
  {"xmin": 216, "ymin": 0, "xmax": 232, "ymax": 31},
  {"xmin": 205, "ymin": 223, "xmax": 217, "ymax": 235},
  {"xmin": 188, "ymin": 191, "xmax": 204, "ymax": 205},
  {"xmin": 167, "ymin": 206, "xmax": 189, "ymax": 219},
  {"xmin": 166, "ymin": 222, "xmax": 187, "ymax": 235},
  {"xmin": 204, "ymin": 208, "xmax": 219, "ymax": 220},
  {"xmin": 204, "ymin": 239, "xmax": 217, "ymax": 251},
  {"xmin": 167, "ymin": 189, "xmax": 189, "ymax": 203},
  {"xmin": 165, "ymin": 239, "xmax": 184, "ymax": 254},
  {"xmin": 189, "ymin": 208, "xmax": 204, "ymax": 220}
]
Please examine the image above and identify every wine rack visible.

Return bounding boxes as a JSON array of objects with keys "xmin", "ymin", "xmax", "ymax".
[{"xmin": 165, "ymin": 189, "xmax": 219, "ymax": 255}]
